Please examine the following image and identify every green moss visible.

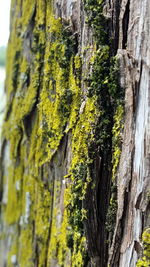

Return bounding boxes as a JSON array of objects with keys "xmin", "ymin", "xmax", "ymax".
[
  {"xmin": 105, "ymin": 58, "xmax": 124, "ymax": 239},
  {"xmin": 83, "ymin": 0, "xmax": 125, "ymax": 247},
  {"xmin": 84, "ymin": 0, "xmax": 109, "ymax": 45}
]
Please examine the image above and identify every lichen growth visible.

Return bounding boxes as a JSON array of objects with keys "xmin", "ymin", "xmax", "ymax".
[
  {"xmin": 136, "ymin": 229, "xmax": 150, "ymax": 267},
  {"xmin": 112, "ymin": 104, "xmax": 124, "ymax": 181},
  {"xmin": 1, "ymin": 0, "xmax": 124, "ymax": 266},
  {"xmin": 83, "ymin": 0, "xmax": 125, "ymax": 251}
]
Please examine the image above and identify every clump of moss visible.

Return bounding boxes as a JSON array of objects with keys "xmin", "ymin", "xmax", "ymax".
[
  {"xmin": 84, "ymin": 0, "xmax": 109, "ymax": 45},
  {"xmin": 83, "ymin": 3, "xmax": 125, "ymax": 245}
]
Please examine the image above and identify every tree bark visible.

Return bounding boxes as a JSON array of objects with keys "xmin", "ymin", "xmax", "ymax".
[{"xmin": 0, "ymin": 0, "xmax": 149, "ymax": 267}]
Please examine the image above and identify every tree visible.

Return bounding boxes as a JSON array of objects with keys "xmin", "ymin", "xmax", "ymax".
[{"xmin": 0, "ymin": 0, "xmax": 149, "ymax": 266}]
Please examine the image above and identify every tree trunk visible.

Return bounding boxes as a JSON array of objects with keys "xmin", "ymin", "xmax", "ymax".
[{"xmin": 0, "ymin": 0, "xmax": 149, "ymax": 267}]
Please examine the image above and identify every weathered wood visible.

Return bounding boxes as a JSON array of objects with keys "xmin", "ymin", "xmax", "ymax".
[{"xmin": 0, "ymin": 1, "xmax": 149, "ymax": 266}]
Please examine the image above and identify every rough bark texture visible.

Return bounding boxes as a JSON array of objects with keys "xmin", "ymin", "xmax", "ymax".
[
  {"xmin": 109, "ymin": 1, "xmax": 150, "ymax": 266},
  {"xmin": 0, "ymin": 0, "xmax": 149, "ymax": 267}
]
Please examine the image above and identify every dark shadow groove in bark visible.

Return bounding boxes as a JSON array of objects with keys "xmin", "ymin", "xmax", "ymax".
[{"xmin": 122, "ymin": 0, "xmax": 130, "ymax": 49}]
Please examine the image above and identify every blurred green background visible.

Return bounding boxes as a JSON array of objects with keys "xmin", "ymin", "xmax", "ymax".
[{"xmin": 0, "ymin": 46, "xmax": 6, "ymax": 66}]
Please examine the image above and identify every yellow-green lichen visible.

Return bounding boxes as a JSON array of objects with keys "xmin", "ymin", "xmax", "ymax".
[
  {"xmin": 112, "ymin": 104, "xmax": 124, "ymax": 181},
  {"xmin": 136, "ymin": 229, "xmax": 150, "ymax": 267},
  {"xmin": 7, "ymin": 239, "xmax": 18, "ymax": 267},
  {"xmin": 18, "ymin": 228, "xmax": 34, "ymax": 267},
  {"xmin": 62, "ymin": 96, "xmax": 98, "ymax": 266},
  {"xmin": 1, "ymin": 0, "xmax": 122, "ymax": 266},
  {"xmin": 4, "ymin": 166, "xmax": 22, "ymax": 224}
]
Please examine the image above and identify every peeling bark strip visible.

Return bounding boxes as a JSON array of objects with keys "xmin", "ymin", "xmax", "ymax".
[{"xmin": 0, "ymin": 0, "xmax": 150, "ymax": 267}]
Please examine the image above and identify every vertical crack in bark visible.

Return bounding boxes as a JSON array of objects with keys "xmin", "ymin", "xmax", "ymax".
[
  {"xmin": 122, "ymin": 0, "xmax": 130, "ymax": 49},
  {"xmin": 112, "ymin": 0, "xmax": 121, "ymax": 53}
]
